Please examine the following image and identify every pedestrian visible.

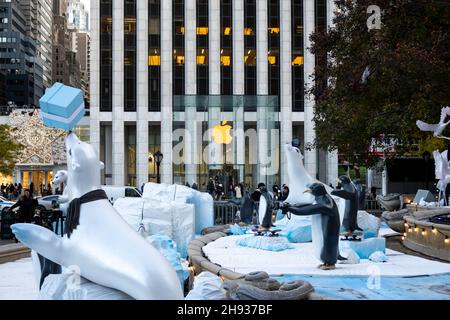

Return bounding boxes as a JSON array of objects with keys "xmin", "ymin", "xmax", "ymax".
[
  {"xmin": 9, "ymin": 189, "xmax": 36, "ymax": 223},
  {"xmin": 29, "ymin": 181, "xmax": 34, "ymax": 196},
  {"xmin": 235, "ymin": 183, "xmax": 242, "ymax": 199}
]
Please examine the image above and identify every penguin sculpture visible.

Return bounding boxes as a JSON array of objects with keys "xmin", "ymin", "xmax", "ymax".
[
  {"xmin": 280, "ymin": 183, "xmax": 345, "ymax": 270},
  {"xmin": 331, "ymin": 176, "xmax": 362, "ymax": 234}
]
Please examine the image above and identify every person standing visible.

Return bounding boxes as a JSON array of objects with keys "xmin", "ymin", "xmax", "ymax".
[
  {"xmin": 235, "ymin": 183, "xmax": 242, "ymax": 199},
  {"xmin": 9, "ymin": 189, "xmax": 36, "ymax": 223},
  {"xmin": 29, "ymin": 181, "xmax": 34, "ymax": 197}
]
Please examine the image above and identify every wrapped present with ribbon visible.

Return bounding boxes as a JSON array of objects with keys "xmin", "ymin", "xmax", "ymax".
[{"xmin": 39, "ymin": 82, "xmax": 85, "ymax": 131}]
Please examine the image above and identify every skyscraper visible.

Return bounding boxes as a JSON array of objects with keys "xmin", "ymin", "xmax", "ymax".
[
  {"xmin": 0, "ymin": 0, "xmax": 44, "ymax": 106},
  {"xmin": 90, "ymin": 0, "xmax": 339, "ymax": 188},
  {"xmin": 67, "ymin": 0, "xmax": 89, "ymax": 32},
  {"xmin": 19, "ymin": 0, "xmax": 53, "ymax": 89}
]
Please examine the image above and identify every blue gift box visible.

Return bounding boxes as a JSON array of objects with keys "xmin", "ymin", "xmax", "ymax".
[{"xmin": 39, "ymin": 82, "xmax": 85, "ymax": 131}]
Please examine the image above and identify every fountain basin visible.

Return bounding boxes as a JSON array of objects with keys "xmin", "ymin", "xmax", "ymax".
[{"xmin": 403, "ymin": 208, "xmax": 450, "ymax": 262}]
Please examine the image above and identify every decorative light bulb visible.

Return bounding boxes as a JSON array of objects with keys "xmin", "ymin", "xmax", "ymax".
[
  {"xmin": 414, "ymin": 227, "xmax": 419, "ymax": 233},
  {"xmin": 422, "ymin": 229, "xmax": 427, "ymax": 236},
  {"xmin": 432, "ymin": 227, "xmax": 438, "ymax": 235},
  {"xmin": 445, "ymin": 237, "xmax": 449, "ymax": 245},
  {"xmin": 402, "ymin": 236, "xmax": 405, "ymax": 241}
]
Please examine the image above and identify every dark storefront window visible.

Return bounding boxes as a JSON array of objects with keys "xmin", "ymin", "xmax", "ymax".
[
  {"xmin": 292, "ymin": 0, "xmax": 304, "ymax": 111},
  {"xmin": 220, "ymin": 0, "xmax": 232, "ymax": 96},
  {"xmin": 268, "ymin": 0, "xmax": 280, "ymax": 111},
  {"xmin": 100, "ymin": 0, "xmax": 112, "ymax": 112},
  {"xmin": 244, "ymin": 0, "xmax": 256, "ymax": 111},
  {"xmin": 124, "ymin": 0, "xmax": 136, "ymax": 112},
  {"xmin": 148, "ymin": 0, "xmax": 161, "ymax": 111},
  {"xmin": 197, "ymin": 0, "xmax": 209, "ymax": 95},
  {"xmin": 173, "ymin": 0, "xmax": 185, "ymax": 98}
]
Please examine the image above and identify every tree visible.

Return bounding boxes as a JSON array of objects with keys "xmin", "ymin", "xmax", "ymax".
[
  {"xmin": 0, "ymin": 125, "xmax": 23, "ymax": 176},
  {"xmin": 308, "ymin": 0, "xmax": 450, "ymax": 167}
]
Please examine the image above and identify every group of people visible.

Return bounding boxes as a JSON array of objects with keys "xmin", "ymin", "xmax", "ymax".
[{"xmin": 0, "ymin": 183, "xmax": 23, "ymax": 200}]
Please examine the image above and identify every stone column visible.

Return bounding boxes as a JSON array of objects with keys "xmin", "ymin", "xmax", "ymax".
[
  {"xmin": 160, "ymin": 0, "xmax": 173, "ymax": 184},
  {"xmin": 256, "ymin": 0, "xmax": 268, "ymax": 184},
  {"xmin": 326, "ymin": 0, "xmax": 339, "ymax": 185},
  {"xmin": 112, "ymin": 0, "xmax": 125, "ymax": 186},
  {"xmin": 303, "ymin": 0, "xmax": 317, "ymax": 178},
  {"xmin": 233, "ymin": 0, "xmax": 245, "ymax": 182},
  {"xmin": 136, "ymin": 0, "xmax": 149, "ymax": 187},
  {"xmin": 280, "ymin": 0, "xmax": 293, "ymax": 185},
  {"xmin": 185, "ymin": 0, "xmax": 198, "ymax": 184},
  {"xmin": 89, "ymin": 0, "xmax": 100, "ymax": 157}
]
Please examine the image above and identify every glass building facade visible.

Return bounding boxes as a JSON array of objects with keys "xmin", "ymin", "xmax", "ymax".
[{"xmin": 90, "ymin": 0, "xmax": 339, "ymax": 190}]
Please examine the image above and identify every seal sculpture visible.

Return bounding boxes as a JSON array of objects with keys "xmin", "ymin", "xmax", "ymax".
[
  {"xmin": 283, "ymin": 143, "xmax": 346, "ymax": 260},
  {"xmin": 281, "ymin": 183, "xmax": 345, "ymax": 270},
  {"xmin": 331, "ymin": 176, "xmax": 362, "ymax": 234},
  {"xmin": 12, "ymin": 133, "xmax": 184, "ymax": 300}
]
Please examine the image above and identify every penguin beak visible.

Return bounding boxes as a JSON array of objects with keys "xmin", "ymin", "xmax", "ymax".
[
  {"xmin": 336, "ymin": 178, "xmax": 342, "ymax": 184},
  {"xmin": 303, "ymin": 189, "xmax": 312, "ymax": 194}
]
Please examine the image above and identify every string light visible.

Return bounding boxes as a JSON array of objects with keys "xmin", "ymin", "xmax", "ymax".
[
  {"xmin": 402, "ymin": 236, "xmax": 405, "ymax": 241},
  {"xmin": 432, "ymin": 227, "xmax": 438, "ymax": 235},
  {"xmin": 414, "ymin": 225, "xmax": 419, "ymax": 233},
  {"xmin": 421, "ymin": 229, "xmax": 427, "ymax": 236},
  {"xmin": 403, "ymin": 232, "xmax": 407, "ymax": 237},
  {"xmin": 445, "ymin": 236, "xmax": 449, "ymax": 245},
  {"xmin": 408, "ymin": 227, "xmax": 413, "ymax": 233}
]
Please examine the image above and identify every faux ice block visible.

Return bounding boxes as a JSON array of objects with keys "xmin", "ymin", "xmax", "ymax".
[
  {"xmin": 340, "ymin": 237, "xmax": 386, "ymax": 259},
  {"xmin": 39, "ymin": 82, "xmax": 85, "ymax": 131}
]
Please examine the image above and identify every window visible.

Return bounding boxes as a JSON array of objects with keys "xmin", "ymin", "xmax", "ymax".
[
  {"xmin": 149, "ymin": 0, "xmax": 161, "ymax": 111},
  {"xmin": 268, "ymin": 0, "xmax": 280, "ymax": 110},
  {"xmin": 197, "ymin": 0, "xmax": 209, "ymax": 95},
  {"xmin": 244, "ymin": 0, "xmax": 257, "ymax": 107},
  {"xmin": 220, "ymin": 0, "xmax": 233, "ymax": 96},
  {"xmin": 173, "ymin": 0, "xmax": 185, "ymax": 97},
  {"xmin": 124, "ymin": 0, "xmax": 136, "ymax": 112},
  {"xmin": 100, "ymin": 0, "xmax": 112, "ymax": 112},
  {"xmin": 292, "ymin": 0, "xmax": 304, "ymax": 111}
]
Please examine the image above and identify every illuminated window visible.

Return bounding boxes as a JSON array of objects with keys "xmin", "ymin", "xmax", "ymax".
[
  {"xmin": 124, "ymin": 18, "xmax": 136, "ymax": 33},
  {"xmin": 224, "ymin": 27, "xmax": 232, "ymax": 35},
  {"xmin": 268, "ymin": 55, "xmax": 277, "ymax": 65},
  {"xmin": 268, "ymin": 27, "xmax": 280, "ymax": 34},
  {"xmin": 197, "ymin": 48, "xmax": 208, "ymax": 65},
  {"xmin": 244, "ymin": 28, "xmax": 254, "ymax": 35},
  {"xmin": 197, "ymin": 27, "xmax": 208, "ymax": 35},
  {"xmin": 221, "ymin": 55, "xmax": 231, "ymax": 66},
  {"xmin": 173, "ymin": 50, "xmax": 185, "ymax": 65},
  {"xmin": 148, "ymin": 55, "xmax": 160, "ymax": 66},
  {"xmin": 244, "ymin": 50, "xmax": 256, "ymax": 66},
  {"xmin": 292, "ymin": 56, "xmax": 304, "ymax": 66}
]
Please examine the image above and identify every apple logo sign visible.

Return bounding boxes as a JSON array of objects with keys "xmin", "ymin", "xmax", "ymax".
[{"xmin": 212, "ymin": 120, "xmax": 233, "ymax": 145}]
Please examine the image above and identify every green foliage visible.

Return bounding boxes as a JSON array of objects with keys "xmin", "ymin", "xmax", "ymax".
[
  {"xmin": 0, "ymin": 125, "xmax": 23, "ymax": 176},
  {"xmin": 308, "ymin": 0, "xmax": 450, "ymax": 167}
]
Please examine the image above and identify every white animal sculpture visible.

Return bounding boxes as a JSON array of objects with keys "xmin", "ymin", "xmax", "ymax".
[
  {"xmin": 416, "ymin": 106, "xmax": 450, "ymax": 140},
  {"xmin": 282, "ymin": 143, "xmax": 346, "ymax": 260},
  {"xmin": 12, "ymin": 133, "xmax": 184, "ymax": 300},
  {"xmin": 433, "ymin": 150, "xmax": 450, "ymax": 206}
]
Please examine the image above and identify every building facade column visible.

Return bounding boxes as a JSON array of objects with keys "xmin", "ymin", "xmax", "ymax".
[
  {"xmin": 185, "ymin": 0, "xmax": 198, "ymax": 184},
  {"xmin": 280, "ymin": 0, "xmax": 293, "ymax": 185},
  {"xmin": 325, "ymin": 0, "xmax": 339, "ymax": 185},
  {"xmin": 233, "ymin": 0, "xmax": 245, "ymax": 182},
  {"xmin": 89, "ymin": 0, "xmax": 100, "ymax": 157},
  {"xmin": 160, "ymin": 0, "xmax": 173, "ymax": 184},
  {"xmin": 209, "ymin": 0, "xmax": 220, "ymax": 95},
  {"xmin": 303, "ymin": 0, "xmax": 317, "ymax": 178},
  {"xmin": 112, "ymin": 0, "xmax": 125, "ymax": 186},
  {"xmin": 136, "ymin": 0, "xmax": 149, "ymax": 187},
  {"xmin": 256, "ymin": 0, "xmax": 268, "ymax": 184}
]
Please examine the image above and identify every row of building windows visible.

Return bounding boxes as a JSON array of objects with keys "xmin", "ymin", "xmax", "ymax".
[{"xmin": 99, "ymin": 0, "xmax": 309, "ymax": 113}]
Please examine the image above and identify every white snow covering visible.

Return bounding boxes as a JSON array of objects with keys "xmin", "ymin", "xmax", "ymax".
[
  {"xmin": 202, "ymin": 235, "xmax": 450, "ymax": 277},
  {"xmin": 0, "ymin": 258, "xmax": 38, "ymax": 300}
]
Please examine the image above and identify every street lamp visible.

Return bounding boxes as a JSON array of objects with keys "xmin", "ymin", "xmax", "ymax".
[{"xmin": 154, "ymin": 151, "xmax": 163, "ymax": 184}]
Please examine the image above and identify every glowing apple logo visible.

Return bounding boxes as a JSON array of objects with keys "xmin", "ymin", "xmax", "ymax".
[{"xmin": 212, "ymin": 120, "xmax": 233, "ymax": 145}]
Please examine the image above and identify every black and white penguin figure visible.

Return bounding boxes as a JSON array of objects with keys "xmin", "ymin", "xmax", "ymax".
[
  {"xmin": 331, "ymin": 176, "xmax": 362, "ymax": 234},
  {"xmin": 280, "ymin": 183, "xmax": 345, "ymax": 270}
]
